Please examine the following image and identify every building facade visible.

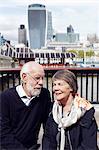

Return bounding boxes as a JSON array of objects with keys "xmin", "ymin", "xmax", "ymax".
[
  {"xmin": 0, "ymin": 33, "xmax": 6, "ymax": 46},
  {"xmin": 18, "ymin": 25, "xmax": 27, "ymax": 46},
  {"xmin": 47, "ymin": 11, "xmax": 53, "ymax": 41},
  {"xmin": 28, "ymin": 4, "xmax": 46, "ymax": 49},
  {"xmin": 55, "ymin": 25, "xmax": 79, "ymax": 43},
  {"xmin": 67, "ymin": 25, "xmax": 74, "ymax": 33},
  {"xmin": 55, "ymin": 33, "xmax": 79, "ymax": 43}
]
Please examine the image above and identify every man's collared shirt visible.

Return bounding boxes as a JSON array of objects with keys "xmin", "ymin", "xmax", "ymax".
[{"xmin": 16, "ymin": 85, "xmax": 35, "ymax": 106}]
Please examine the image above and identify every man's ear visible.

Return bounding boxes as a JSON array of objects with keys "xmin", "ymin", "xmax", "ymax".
[{"xmin": 22, "ymin": 73, "xmax": 27, "ymax": 83}]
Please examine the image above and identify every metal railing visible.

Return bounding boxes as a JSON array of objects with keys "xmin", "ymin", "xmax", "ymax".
[{"xmin": 0, "ymin": 67, "xmax": 99, "ymax": 103}]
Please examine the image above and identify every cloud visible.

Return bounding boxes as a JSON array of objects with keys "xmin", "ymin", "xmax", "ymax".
[
  {"xmin": 0, "ymin": 11, "xmax": 27, "ymax": 45},
  {"xmin": 0, "ymin": 0, "xmax": 99, "ymax": 45},
  {"xmin": 0, "ymin": 0, "xmax": 99, "ymax": 6}
]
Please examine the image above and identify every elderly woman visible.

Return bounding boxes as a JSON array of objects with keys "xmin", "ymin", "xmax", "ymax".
[{"xmin": 42, "ymin": 70, "xmax": 98, "ymax": 150}]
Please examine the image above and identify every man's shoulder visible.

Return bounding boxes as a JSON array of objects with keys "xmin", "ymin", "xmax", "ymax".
[
  {"xmin": 0, "ymin": 87, "xmax": 17, "ymax": 105},
  {"xmin": 1, "ymin": 87, "xmax": 16, "ymax": 97}
]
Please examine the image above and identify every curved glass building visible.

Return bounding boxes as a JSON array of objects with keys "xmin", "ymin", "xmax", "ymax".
[{"xmin": 28, "ymin": 4, "xmax": 46, "ymax": 49}]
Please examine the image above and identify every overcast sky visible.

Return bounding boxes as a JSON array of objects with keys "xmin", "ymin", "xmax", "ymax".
[{"xmin": 0, "ymin": 0, "xmax": 99, "ymax": 45}]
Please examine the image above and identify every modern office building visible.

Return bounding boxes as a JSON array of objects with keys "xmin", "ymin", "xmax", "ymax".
[
  {"xmin": 55, "ymin": 33, "xmax": 79, "ymax": 43},
  {"xmin": 47, "ymin": 11, "xmax": 53, "ymax": 41},
  {"xmin": 55, "ymin": 25, "xmax": 79, "ymax": 43},
  {"xmin": 28, "ymin": 4, "xmax": 46, "ymax": 49},
  {"xmin": 55, "ymin": 33, "xmax": 67, "ymax": 42},
  {"xmin": 67, "ymin": 33, "xmax": 79, "ymax": 43},
  {"xmin": 67, "ymin": 25, "xmax": 74, "ymax": 33},
  {"xmin": 18, "ymin": 25, "xmax": 27, "ymax": 46}
]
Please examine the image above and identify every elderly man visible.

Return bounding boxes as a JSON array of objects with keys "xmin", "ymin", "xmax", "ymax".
[{"xmin": 0, "ymin": 61, "xmax": 51, "ymax": 149}]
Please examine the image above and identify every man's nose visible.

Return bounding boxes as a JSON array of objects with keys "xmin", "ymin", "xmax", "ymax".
[{"xmin": 38, "ymin": 78, "xmax": 43, "ymax": 85}]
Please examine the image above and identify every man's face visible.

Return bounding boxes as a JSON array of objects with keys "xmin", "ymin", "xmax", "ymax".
[{"xmin": 23, "ymin": 70, "xmax": 45, "ymax": 97}]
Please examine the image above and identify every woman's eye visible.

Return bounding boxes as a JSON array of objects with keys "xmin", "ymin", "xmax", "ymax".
[
  {"xmin": 53, "ymin": 83, "xmax": 64, "ymax": 86},
  {"xmin": 58, "ymin": 83, "xmax": 64, "ymax": 86}
]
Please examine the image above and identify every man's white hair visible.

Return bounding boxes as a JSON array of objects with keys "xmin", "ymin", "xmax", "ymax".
[{"xmin": 20, "ymin": 61, "xmax": 43, "ymax": 80}]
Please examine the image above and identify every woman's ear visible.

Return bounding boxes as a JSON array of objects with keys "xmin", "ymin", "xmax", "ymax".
[{"xmin": 70, "ymin": 90, "xmax": 76, "ymax": 97}]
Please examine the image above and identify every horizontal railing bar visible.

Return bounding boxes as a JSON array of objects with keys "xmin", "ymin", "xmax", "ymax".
[{"xmin": 0, "ymin": 67, "xmax": 99, "ymax": 104}]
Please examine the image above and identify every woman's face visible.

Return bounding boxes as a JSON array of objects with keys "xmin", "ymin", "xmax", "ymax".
[{"xmin": 53, "ymin": 79, "xmax": 73, "ymax": 104}]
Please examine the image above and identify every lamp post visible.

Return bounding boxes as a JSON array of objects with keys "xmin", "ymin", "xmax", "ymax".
[
  {"xmin": 83, "ymin": 43, "xmax": 86, "ymax": 66},
  {"xmin": 83, "ymin": 41, "xmax": 90, "ymax": 66}
]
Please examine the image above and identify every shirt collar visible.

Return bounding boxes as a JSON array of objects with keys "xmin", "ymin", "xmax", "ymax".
[
  {"xmin": 16, "ymin": 85, "xmax": 37, "ymax": 106},
  {"xmin": 16, "ymin": 84, "xmax": 28, "ymax": 98},
  {"xmin": 17, "ymin": 84, "xmax": 36, "ymax": 99}
]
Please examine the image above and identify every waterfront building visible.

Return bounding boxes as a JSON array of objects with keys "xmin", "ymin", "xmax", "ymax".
[
  {"xmin": 47, "ymin": 41, "xmax": 82, "ymax": 51},
  {"xmin": 18, "ymin": 25, "xmax": 27, "ymax": 46},
  {"xmin": 28, "ymin": 4, "xmax": 46, "ymax": 49}
]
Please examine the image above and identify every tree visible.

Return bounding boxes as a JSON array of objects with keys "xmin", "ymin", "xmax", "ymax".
[
  {"xmin": 78, "ymin": 50, "xmax": 84, "ymax": 58},
  {"xmin": 67, "ymin": 49, "xmax": 78, "ymax": 55},
  {"xmin": 86, "ymin": 50, "xmax": 95, "ymax": 57}
]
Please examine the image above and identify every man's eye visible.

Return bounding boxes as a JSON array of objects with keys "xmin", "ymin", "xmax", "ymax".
[{"xmin": 35, "ymin": 77, "xmax": 40, "ymax": 80}]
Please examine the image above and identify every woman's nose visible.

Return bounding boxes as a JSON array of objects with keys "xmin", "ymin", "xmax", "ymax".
[{"xmin": 53, "ymin": 85, "xmax": 59, "ymax": 91}]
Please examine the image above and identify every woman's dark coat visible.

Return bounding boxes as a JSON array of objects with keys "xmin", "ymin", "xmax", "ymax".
[{"xmin": 42, "ymin": 107, "xmax": 98, "ymax": 150}]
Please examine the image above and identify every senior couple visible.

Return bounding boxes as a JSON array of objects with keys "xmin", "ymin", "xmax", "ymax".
[{"xmin": 0, "ymin": 61, "xmax": 98, "ymax": 150}]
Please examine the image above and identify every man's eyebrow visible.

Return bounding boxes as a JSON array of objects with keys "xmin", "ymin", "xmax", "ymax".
[{"xmin": 35, "ymin": 73, "xmax": 45, "ymax": 76}]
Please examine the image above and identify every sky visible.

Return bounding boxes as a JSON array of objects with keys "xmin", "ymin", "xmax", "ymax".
[{"xmin": 0, "ymin": 0, "xmax": 99, "ymax": 45}]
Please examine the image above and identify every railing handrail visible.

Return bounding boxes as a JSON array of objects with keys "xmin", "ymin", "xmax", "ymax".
[
  {"xmin": 0, "ymin": 66, "xmax": 99, "ymax": 72},
  {"xmin": 0, "ymin": 67, "xmax": 99, "ymax": 104}
]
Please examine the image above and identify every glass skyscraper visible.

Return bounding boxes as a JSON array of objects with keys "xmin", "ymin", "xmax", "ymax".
[{"xmin": 28, "ymin": 4, "xmax": 46, "ymax": 49}]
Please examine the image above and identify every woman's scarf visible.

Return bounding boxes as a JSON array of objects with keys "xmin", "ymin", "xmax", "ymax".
[{"xmin": 52, "ymin": 96, "xmax": 93, "ymax": 150}]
